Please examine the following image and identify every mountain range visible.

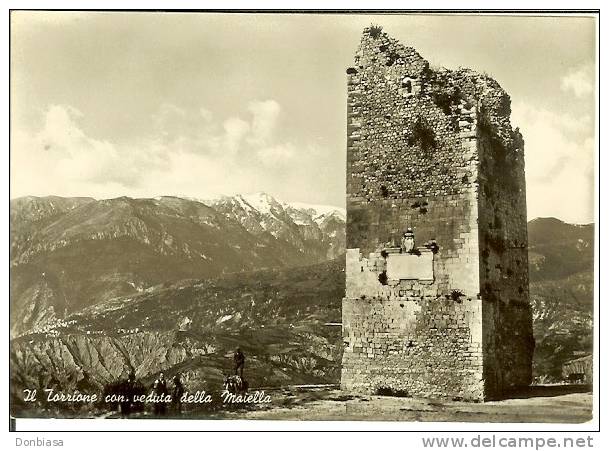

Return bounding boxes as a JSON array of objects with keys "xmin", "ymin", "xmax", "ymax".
[
  {"xmin": 10, "ymin": 193, "xmax": 345, "ymax": 337},
  {"xmin": 9, "ymin": 194, "xmax": 594, "ymax": 413}
]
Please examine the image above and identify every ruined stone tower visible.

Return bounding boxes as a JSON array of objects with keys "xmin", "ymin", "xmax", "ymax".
[{"xmin": 342, "ymin": 26, "xmax": 534, "ymax": 401}]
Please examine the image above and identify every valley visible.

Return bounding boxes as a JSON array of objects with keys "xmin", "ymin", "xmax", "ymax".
[{"xmin": 9, "ymin": 194, "xmax": 594, "ymax": 417}]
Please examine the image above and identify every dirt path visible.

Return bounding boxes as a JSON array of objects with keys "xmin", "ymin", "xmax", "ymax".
[{"xmin": 219, "ymin": 386, "xmax": 593, "ymax": 423}]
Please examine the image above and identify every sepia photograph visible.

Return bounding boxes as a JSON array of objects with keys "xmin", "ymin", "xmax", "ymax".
[{"xmin": 8, "ymin": 10, "xmax": 598, "ymax": 428}]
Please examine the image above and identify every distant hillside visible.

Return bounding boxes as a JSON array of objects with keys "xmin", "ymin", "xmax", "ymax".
[
  {"xmin": 10, "ymin": 194, "xmax": 345, "ymax": 337},
  {"xmin": 9, "ymin": 202, "xmax": 594, "ymax": 402},
  {"xmin": 527, "ymin": 218, "xmax": 594, "ymax": 380},
  {"xmin": 528, "ymin": 217, "xmax": 594, "ymax": 281},
  {"xmin": 10, "ymin": 258, "xmax": 345, "ymax": 411}
]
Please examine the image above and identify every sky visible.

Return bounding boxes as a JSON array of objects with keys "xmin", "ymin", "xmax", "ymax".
[{"xmin": 10, "ymin": 12, "xmax": 597, "ymax": 223}]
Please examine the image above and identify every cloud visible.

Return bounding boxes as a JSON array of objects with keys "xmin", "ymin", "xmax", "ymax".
[
  {"xmin": 247, "ymin": 100, "xmax": 281, "ymax": 146},
  {"xmin": 12, "ymin": 105, "xmax": 168, "ymax": 191},
  {"xmin": 152, "ymin": 103, "xmax": 218, "ymax": 149},
  {"xmin": 222, "ymin": 117, "xmax": 250, "ymax": 156},
  {"xmin": 10, "ymin": 99, "xmax": 333, "ymax": 203},
  {"xmin": 512, "ymin": 101, "xmax": 595, "ymax": 224},
  {"xmin": 11, "ymin": 99, "xmax": 595, "ymax": 222},
  {"xmin": 257, "ymin": 143, "xmax": 296, "ymax": 167},
  {"xmin": 199, "ymin": 107, "xmax": 213, "ymax": 122},
  {"xmin": 560, "ymin": 63, "xmax": 595, "ymax": 98}
]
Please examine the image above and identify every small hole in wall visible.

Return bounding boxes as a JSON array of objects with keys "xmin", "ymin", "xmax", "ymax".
[
  {"xmin": 380, "ymin": 185, "xmax": 389, "ymax": 198},
  {"xmin": 400, "ymin": 303, "xmax": 404, "ymax": 308},
  {"xmin": 450, "ymin": 289, "xmax": 465, "ymax": 302},
  {"xmin": 375, "ymin": 387, "xmax": 409, "ymax": 397},
  {"xmin": 424, "ymin": 240, "xmax": 440, "ymax": 254}
]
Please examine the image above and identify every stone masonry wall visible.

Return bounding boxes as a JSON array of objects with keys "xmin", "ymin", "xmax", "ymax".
[
  {"xmin": 342, "ymin": 26, "xmax": 533, "ymax": 400},
  {"xmin": 342, "ymin": 249, "xmax": 484, "ymax": 400},
  {"xmin": 477, "ymin": 114, "xmax": 534, "ymax": 397}
]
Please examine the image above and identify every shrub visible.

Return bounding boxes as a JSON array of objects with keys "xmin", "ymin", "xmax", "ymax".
[
  {"xmin": 407, "ymin": 117, "xmax": 437, "ymax": 153},
  {"xmin": 431, "ymin": 86, "xmax": 468, "ymax": 116},
  {"xmin": 369, "ymin": 24, "xmax": 383, "ymax": 38},
  {"xmin": 378, "ymin": 271, "xmax": 388, "ymax": 285}
]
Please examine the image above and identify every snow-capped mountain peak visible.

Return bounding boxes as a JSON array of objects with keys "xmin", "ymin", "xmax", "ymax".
[
  {"xmin": 238, "ymin": 192, "xmax": 280, "ymax": 215},
  {"xmin": 287, "ymin": 201, "xmax": 346, "ymax": 220},
  {"xmin": 206, "ymin": 192, "xmax": 344, "ymax": 225},
  {"xmin": 206, "ymin": 192, "xmax": 345, "ymax": 260}
]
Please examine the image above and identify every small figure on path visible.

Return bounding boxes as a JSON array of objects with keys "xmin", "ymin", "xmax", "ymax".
[
  {"xmin": 153, "ymin": 372, "xmax": 168, "ymax": 415},
  {"xmin": 172, "ymin": 374, "xmax": 185, "ymax": 414},
  {"xmin": 233, "ymin": 347, "xmax": 245, "ymax": 379}
]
